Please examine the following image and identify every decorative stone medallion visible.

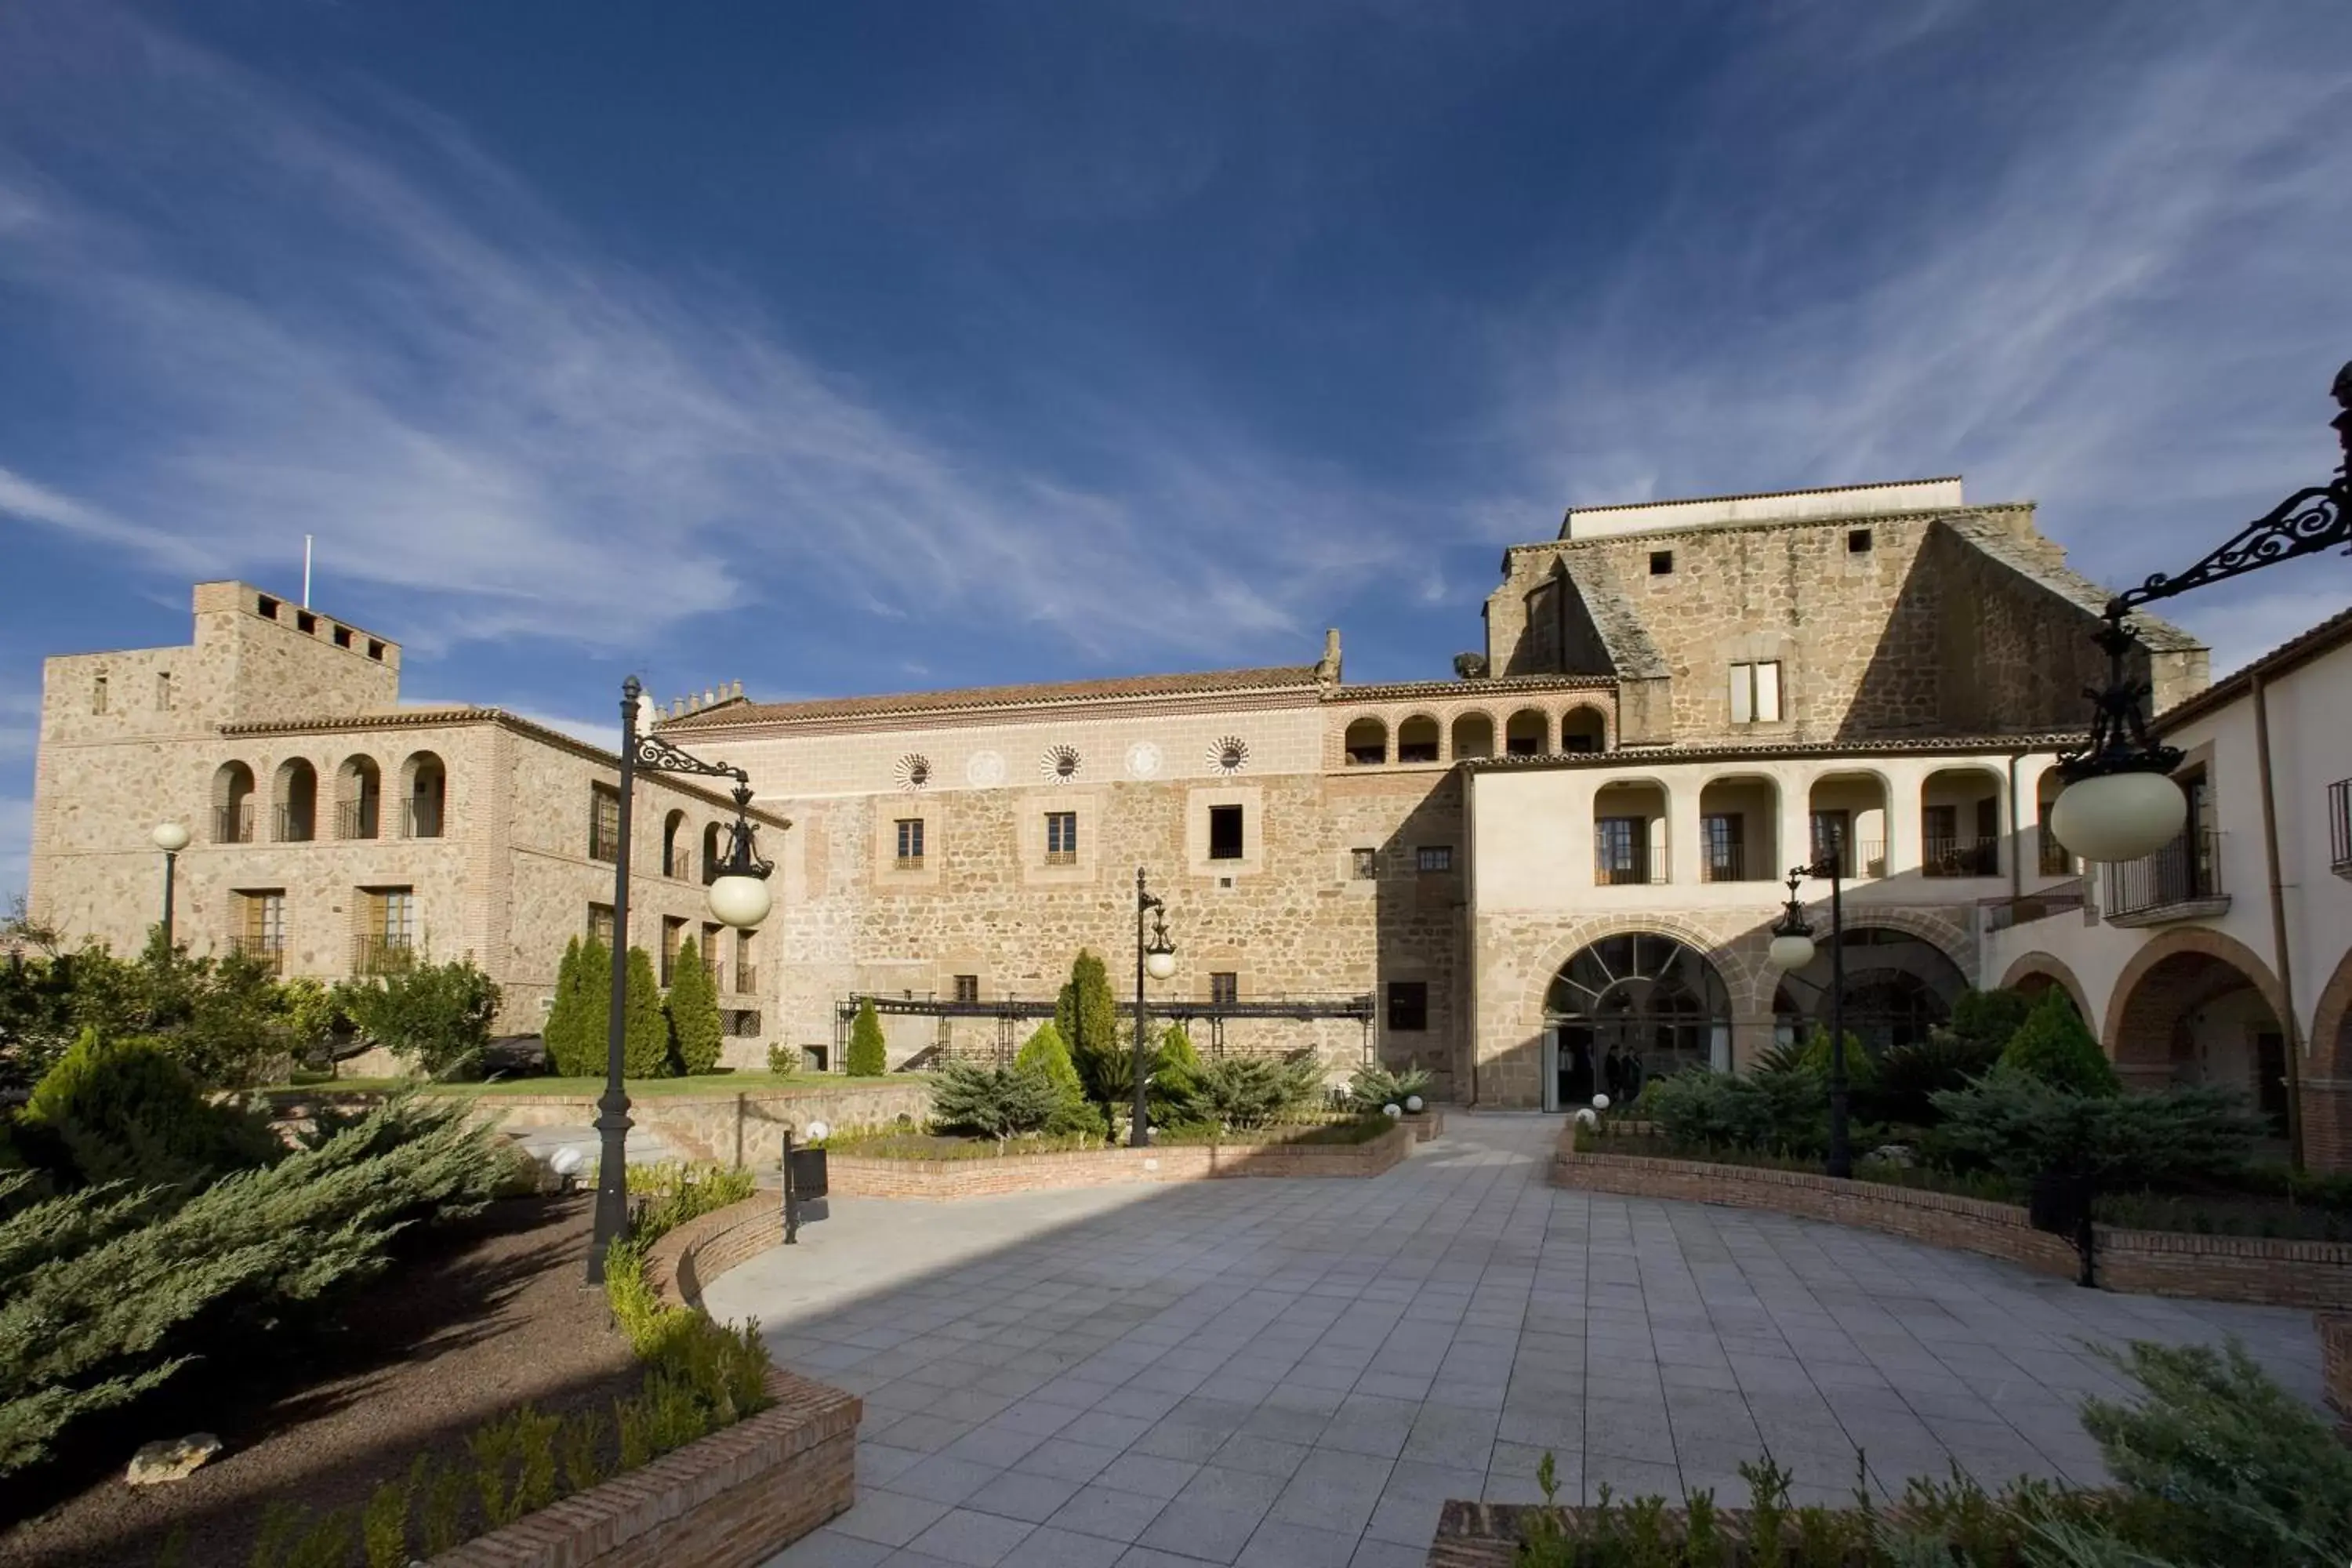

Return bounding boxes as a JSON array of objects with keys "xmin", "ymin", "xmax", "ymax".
[
  {"xmin": 1207, "ymin": 735, "xmax": 1249, "ymax": 775},
  {"xmin": 893, "ymin": 753, "xmax": 931, "ymax": 791},
  {"xmin": 1125, "ymin": 741, "xmax": 1162, "ymax": 779},
  {"xmin": 1040, "ymin": 744, "xmax": 1080, "ymax": 784},
  {"xmin": 965, "ymin": 750, "xmax": 1005, "ymax": 787}
]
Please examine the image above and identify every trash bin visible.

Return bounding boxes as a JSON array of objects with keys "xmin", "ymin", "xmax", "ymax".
[
  {"xmin": 2027, "ymin": 1170, "xmax": 2090, "ymax": 1236},
  {"xmin": 789, "ymin": 1146, "xmax": 829, "ymax": 1200}
]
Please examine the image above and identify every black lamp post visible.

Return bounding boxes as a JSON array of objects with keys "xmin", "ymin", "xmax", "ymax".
[
  {"xmin": 587, "ymin": 674, "xmax": 777, "ymax": 1285},
  {"xmin": 1131, "ymin": 867, "xmax": 1177, "ymax": 1149},
  {"xmin": 151, "ymin": 821, "xmax": 190, "ymax": 950},
  {"xmin": 1767, "ymin": 843, "xmax": 1851, "ymax": 1179},
  {"xmin": 2046, "ymin": 358, "xmax": 2352, "ymax": 1172}
]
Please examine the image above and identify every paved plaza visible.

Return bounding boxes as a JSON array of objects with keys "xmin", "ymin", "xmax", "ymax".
[{"xmin": 710, "ymin": 1114, "xmax": 2325, "ymax": 1568}]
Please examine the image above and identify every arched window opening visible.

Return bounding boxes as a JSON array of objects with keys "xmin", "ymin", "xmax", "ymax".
[
  {"xmin": 212, "ymin": 761, "xmax": 256, "ymax": 844},
  {"xmin": 1560, "ymin": 706, "xmax": 1607, "ymax": 753},
  {"xmin": 336, "ymin": 756, "xmax": 383, "ymax": 840},
  {"xmin": 663, "ymin": 810, "xmax": 690, "ymax": 879},
  {"xmin": 401, "ymin": 752, "xmax": 447, "ymax": 838},
  {"xmin": 1543, "ymin": 933, "xmax": 1730, "ymax": 1109},
  {"xmin": 1807, "ymin": 772, "xmax": 1887, "ymax": 880},
  {"xmin": 2034, "ymin": 771, "xmax": 2074, "ymax": 877},
  {"xmin": 1450, "ymin": 712, "xmax": 1494, "ymax": 760},
  {"xmin": 1774, "ymin": 927, "xmax": 1968, "ymax": 1054},
  {"xmin": 1396, "ymin": 715, "xmax": 1440, "ymax": 764},
  {"xmin": 1504, "ymin": 709, "xmax": 1548, "ymax": 757},
  {"xmin": 1343, "ymin": 717, "xmax": 1388, "ymax": 767},
  {"xmin": 1592, "ymin": 782, "xmax": 1668, "ymax": 885},
  {"xmin": 274, "ymin": 758, "xmax": 318, "ymax": 843},
  {"xmin": 701, "ymin": 821, "xmax": 724, "ymax": 885},
  {"xmin": 1697, "ymin": 776, "xmax": 1778, "ymax": 884},
  {"xmin": 1922, "ymin": 767, "xmax": 2002, "ymax": 878}
]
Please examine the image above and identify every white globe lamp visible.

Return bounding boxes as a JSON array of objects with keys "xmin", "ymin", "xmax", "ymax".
[
  {"xmin": 804, "ymin": 1120, "xmax": 829, "ymax": 1143},
  {"xmin": 1383, "ymin": 1102, "xmax": 1402, "ymax": 1119},
  {"xmin": 706, "ymin": 872, "xmax": 772, "ymax": 929},
  {"xmin": 1145, "ymin": 946, "xmax": 1178, "ymax": 981},
  {"xmin": 1591, "ymin": 1093, "xmax": 1610, "ymax": 1112},
  {"xmin": 1768, "ymin": 931, "xmax": 1817, "ymax": 972},
  {"xmin": 1404, "ymin": 1094, "xmax": 1424, "ymax": 1113},
  {"xmin": 1573, "ymin": 1108, "xmax": 1597, "ymax": 1128},
  {"xmin": 151, "ymin": 820, "xmax": 191, "ymax": 853},
  {"xmin": 2048, "ymin": 771, "xmax": 2186, "ymax": 865}
]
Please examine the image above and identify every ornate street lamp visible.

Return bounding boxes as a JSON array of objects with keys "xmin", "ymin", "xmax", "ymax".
[
  {"xmin": 1131, "ymin": 867, "xmax": 1177, "ymax": 1149},
  {"xmin": 1766, "ymin": 846, "xmax": 1852, "ymax": 1180},
  {"xmin": 151, "ymin": 821, "xmax": 190, "ymax": 950},
  {"xmin": 587, "ymin": 675, "xmax": 778, "ymax": 1284},
  {"xmin": 2049, "ymin": 360, "xmax": 2352, "ymax": 864}
]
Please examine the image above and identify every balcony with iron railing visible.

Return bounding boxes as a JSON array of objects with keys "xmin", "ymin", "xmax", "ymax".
[
  {"xmin": 1044, "ymin": 849, "xmax": 1077, "ymax": 867},
  {"xmin": 2038, "ymin": 832, "xmax": 2077, "ymax": 877},
  {"xmin": 2103, "ymin": 829, "xmax": 2229, "ymax": 927},
  {"xmin": 216, "ymin": 802, "xmax": 255, "ymax": 844},
  {"xmin": 336, "ymin": 799, "xmax": 381, "ymax": 840},
  {"xmin": 351, "ymin": 932, "xmax": 416, "ymax": 975},
  {"xmin": 274, "ymin": 804, "xmax": 317, "ymax": 844},
  {"xmin": 228, "ymin": 935, "xmax": 285, "ymax": 974},
  {"xmin": 1595, "ymin": 843, "xmax": 1668, "ymax": 887},
  {"xmin": 1922, "ymin": 837, "xmax": 2000, "ymax": 878},
  {"xmin": 405, "ymin": 797, "xmax": 445, "ymax": 839},
  {"xmin": 1697, "ymin": 844, "xmax": 1776, "ymax": 884},
  {"xmin": 1806, "ymin": 838, "xmax": 1886, "ymax": 880}
]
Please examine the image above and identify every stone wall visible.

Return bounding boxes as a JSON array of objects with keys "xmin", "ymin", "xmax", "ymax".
[
  {"xmin": 825, "ymin": 1123, "xmax": 1412, "ymax": 1197},
  {"xmin": 466, "ymin": 1080, "xmax": 937, "ymax": 1167}
]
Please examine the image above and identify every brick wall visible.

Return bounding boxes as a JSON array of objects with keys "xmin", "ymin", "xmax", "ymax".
[
  {"xmin": 1552, "ymin": 1131, "xmax": 2352, "ymax": 1308},
  {"xmin": 425, "ymin": 1367, "xmax": 858, "ymax": 1568},
  {"xmin": 2321, "ymin": 1315, "xmax": 2352, "ymax": 1418},
  {"xmin": 645, "ymin": 1194, "xmax": 784, "ymax": 1312},
  {"xmin": 826, "ymin": 1123, "xmax": 1411, "ymax": 1199}
]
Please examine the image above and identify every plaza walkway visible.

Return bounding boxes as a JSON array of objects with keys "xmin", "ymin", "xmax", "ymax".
[{"xmin": 710, "ymin": 1112, "xmax": 2324, "ymax": 1568}]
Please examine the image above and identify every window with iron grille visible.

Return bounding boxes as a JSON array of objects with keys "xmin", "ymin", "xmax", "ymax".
[
  {"xmin": 895, "ymin": 818, "xmax": 924, "ymax": 866},
  {"xmin": 1208, "ymin": 804, "xmax": 1244, "ymax": 861},
  {"xmin": 1046, "ymin": 811, "xmax": 1077, "ymax": 864},
  {"xmin": 1387, "ymin": 981, "xmax": 1429, "ymax": 1032},
  {"xmin": 1351, "ymin": 847, "xmax": 1377, "ymax": 880},
  {"xmin": 1209, "ymin": 971, "xmax": 1238, "ymax": 1005},
  {"xmin": 588, "ymin": 902, "xmax": 615, "ymax": 947},
  {"xmin": 954, "ymin": 974, "xmax": 979, "ymax": 1004},
  {"xmin": 589, "ymin": 784, "xmax": 622, "ymax": 862},
  {"xmin": 1416, "ymin": 844, "xmax": 1452, "ymax": 874},
  {"xmin": 1700, "ymin": 814, "xmax": 1745, "ymax": 882}
]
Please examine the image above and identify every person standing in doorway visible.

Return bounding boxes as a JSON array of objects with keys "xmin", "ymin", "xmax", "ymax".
[{"xmin": 1602, "ymin": 1044, "xmax": 1625, "ymax": 1102}]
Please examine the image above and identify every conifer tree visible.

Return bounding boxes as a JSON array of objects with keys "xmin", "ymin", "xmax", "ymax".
[
  {"xmin": 543, "ymin": 937, "xmax": 585, "ymax": 1075},
  {"xmin": 1054, "ymin": 950, "xmax": 1118, "ymax": 1066},
  {"xmin": 621, "ymin": 948, "xmax": 669, "ymax": 1078},
  {"xmin": 665, "ymin": 938, "xmax": 724, "ymax": 1076},
  {"xmin": 846, "ymin": 997, "xmax": 887, "ymax": 1076},
  {"xmin": 2001, "ymin": 987, "xmax": 2121, "ymax": 1096},
  {"xmin": 1014, "ymin": 1022, "xmax": 1096, "ymax": 1134},
  {"xmin": 572, "ymin": 940, "xmax": 614, "ymax": 1080}
]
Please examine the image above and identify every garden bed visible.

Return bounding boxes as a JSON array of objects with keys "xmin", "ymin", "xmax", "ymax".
[
  {"xmin": 0, "ymin": 1196, "xmax": 641, "ymax": 1568},
  {"xmin": 826, "ymin": 1119, "xmax": 1414, "ymax": 1198},
  {"xmin": 1554, "ymin": 1124, "xmax": 2352, "ymax": 1309}
]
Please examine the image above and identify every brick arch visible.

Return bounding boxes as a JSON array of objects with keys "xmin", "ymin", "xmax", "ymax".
[
  {"xmin": 1998, "ymin": 951, "xmax": 2093, "ymax": 1023},
  {"xmin": 2305, "ymin": 945, "xmax": 2352, "ymax": 1171},
  {"xmin": 2102, "ymin": 928, "xmax": 2288, "ymax": 1092},
  {"xmin": 2313, "ymin": 944, "xmax": 2352, "ymax": 1080}
]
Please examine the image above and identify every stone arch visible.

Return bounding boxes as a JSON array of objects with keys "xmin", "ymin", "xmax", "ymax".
[
  {"xmin": 272, "ymin": 757, "xmax": 318, "ymax": 842},
  {"xmin": 1516, "ymin": 912, "xmax": 1760, "ymax": 1045},
  {"xmin": 399, "ymin": 751, "xmax": 447, "ymax": 837},
  {"xmin": 1998, "ymin": 950, "xmax": 2093, "ymax": 1025},
  {"xmin": 700, "ymin": 820, "xmax": 725, "ymax": 884},
  {"xmin": 2103, "ymin": 928, "xmax": 2290, "ymax": 1093},
  {"xmin": 1396, "ymin": 713, "xmax": 1441, "ymax": 764},
  {"xmin": 2305, "ymin": 945, "xmax": 2352, "ymax": 1171},
  {"xmin": 1450, "ymin": 711, "xmax": 1495, "ymax": 761},
  {"xmin": 1504, "ymin": 708, "xmax": 1549, "ymax": 757},
  {"xmin": 1773, "ymin": 920, "xmax": 1971, "ymax": 1052},
  {"xmin": 212, "ymin": 760, "xmax": 256, "ymax": 844},
  {"xmin": 662, "ymin": 809, "xmax": 690, "ymax": 878},
  {"xmin": 335, "ymin": 753, "xmax": 383, "ymax": 840},
  {"xmin": 1342, "ymin": 716, "xmax": 1388, "ymax": 766},
  {"xmin": 1560, "ymin": 703, "xmax": 1609, "ymax": 753}
]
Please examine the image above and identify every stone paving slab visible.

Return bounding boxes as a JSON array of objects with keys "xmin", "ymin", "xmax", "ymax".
[{"xmin": 712, "ymin": 1113, "xmax": 2325, "ymax": 1568}]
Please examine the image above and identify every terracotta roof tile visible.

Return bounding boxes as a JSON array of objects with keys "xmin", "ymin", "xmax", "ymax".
[{"xmin": 659, "ymin": 664, "xmax": 1323, "ymax": 728}]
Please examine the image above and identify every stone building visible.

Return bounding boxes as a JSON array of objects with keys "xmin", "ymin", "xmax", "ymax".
[
  {"xmin": 654, "ymin": 477, "xmax": 2211, "ymax": 1105},
  {"xmin": 26, "ymin": 581, "xmax": 787, "ymax": 1054}
]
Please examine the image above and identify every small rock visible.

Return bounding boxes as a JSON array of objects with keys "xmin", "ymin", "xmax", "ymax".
[
  {"xmin": 127, "ymin": 1434, "xmax": 221, "ymax": 1486},
  {"xmin": 1869, "ymin": 1144, "xmax": 1917, "ymax": 1168}
]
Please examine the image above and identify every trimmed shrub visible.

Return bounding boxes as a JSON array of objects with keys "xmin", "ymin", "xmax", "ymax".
[
  {"xmin": 1199, "ymin": 1055, "xmax": 1323, "ymax": 1130},
  {"xmin": 621, "ymin": 948, "xmax": 669, "ymax": 1078},
  {"xmin": 1999, "ymin": 986, "xmax": 2119, "ymax": 1096},
  {"xmin": 20, "ymin": 1028, "xmax": 277, "ymax": 1189},
  {"xmin": 1153, "ymin": 1025, "xmax": 1205, "ymax": 1127},
  {"xmin": 1015, "ymin": 1023, "xmax": 1094, "ymax": 1134},
  {"xmin": 1929, "ymin": 1069, "xmax": 2264, "ymax": 1186},
  {"xmin": 1794, "ymin": 1025, "xmax": 1874, "ymax": 1088},
  {"xmin": 543, "ymin": 937, "xmax": 588, "ymax": 1076},
  {"xmin": 1947, "ymin": 986, "xmax": 2034, "ymax": 1052},
  {"xmin": 665, "ymin": 938, "xmax": 724, "ymax": 1076},
  {"xmin": 1054, "ymin": 950, "xmax": 1119, "ymax": 1066},
  {"xmin": 1348, "ymin": 1062, "xmax": 1433, "ymax": 1112},
  {"xmin": 336, "ymin": 956, "xmax": 502, "ymax": 1081},
  {"xmin": 846, "ymin": 997, "xmax": 887, "ymax": 1076},
  {"xmin": 928, "ymin": 1062, "xmax": 1061, "ymax": 1146},
  {"xmin": 547, "ymin": 941, "xmax": 615, "ymax": 1080},
  {"xmin": 1867, "ymin": 1030, "xmax": 2004, "ymax": 1128},
  {"xmin": 1639, "ymin": 1065, "xmax": 1826, "ymax": 1156}
]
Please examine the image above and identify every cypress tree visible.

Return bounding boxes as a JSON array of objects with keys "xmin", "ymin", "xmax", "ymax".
[
  {"xmin": 2001, "ymin": 987, "xmax": 2121, "ymax": 1096},
  {"xmin": 1054, "ymin": 950, "xmax": 1119, "ymax": 1066},
  {"xmin": 574, "ymin": 940, "xmax": 614, "ymax": 1080},
  {"xmin": 666, "ymin": 938, "xmax": 724, "ymax": 1076},
  {"xmin": 846, "ymin": 997, "xmax": 887, "ymax": 1076},
  {"xmin": 543, "ymin": 937, "xmax": 584, "ymax": 1076},
  {"xmin": 621, "ymin": 948, "xmax": 669, "ymax": 1078}
]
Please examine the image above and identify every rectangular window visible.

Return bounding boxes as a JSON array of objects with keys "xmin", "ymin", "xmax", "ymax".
[
  {"xmin": 238, "ymin": 890, "xmax": 286, "ymax": 971},
  {"xmin": 91, "ymin": 673, "xmax": 108, "ymax": 715},
  {"xmin": 1649, "ymin": 550, "xmax": 1675, "ymax": 576},
  {"xmin": 332, "ymin": 625, "xmax": 353, "ymax": 648},
  {"xmin": 1595, "ymin": 817, "xmax": 1644, "ymax": 884},
  {"xmin": 661, "ymin": 916, "xmax": 686, "ymax": 984},
  {"xmin": 735, "ymin": 930, "xmax": 756, "ymax": 995},
  {"xmin": 1730, "ymin": 661, "xmax": 1782, "ymax": 724},
  {"xmin": 1209, "ymin": 971, "xmax": 1239, "ymax": 1005},
  {"xmin": 1415, "ymin": 844, "xmax": 1453, "ymax": 874},
  {"xmin": 895, "ymin": 817, "xmax": 925, "ymax": 867},
  {"xmin": 1847, "ymin": 527, "xmax": 1874, "ymax": 554},
  {"xmin": 589, "ymin": 784, "xmax": 622, "ymax": 863},
  {"xmin": 1700, "ymin": 814, "xmax": 1745, "ymax": 882},
  {"xmin": 1045, "ymin": 811, "xmax": 1077, "ymax": 864},
  {"xmin": 588, "ymin": 902, "xmax": 615, "ymax": 947},
  {"xmin": 1208, "ymin": 804, "xmax": 1244, "ymax": 861},
  {"xmin": 1387, "ymin": 981, "xmax": 1429, "ymax": 1033},
  {"xmin": 953, "ymin": 974, "xmax": 979, "ymax": 1004},
  {"xmin": 1351, "ymin": 847, "xmax": 1377, "ymax": 880},
  {"xmin": 155, "ymin": 672, "xmax": 173, "ymax": 711},
  {"xmin": 359, "ymin": 886, "xmax": 416, "ymax": 974}
]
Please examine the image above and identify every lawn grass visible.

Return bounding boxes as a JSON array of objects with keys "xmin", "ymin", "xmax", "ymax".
[{"xmin": 261, "ymin": 1071, "xmax": 927, "ymax": 1098}]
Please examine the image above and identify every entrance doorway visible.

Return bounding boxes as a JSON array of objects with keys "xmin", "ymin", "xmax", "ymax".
[{"xmin": 1542, "ymin": 933, "xmax": 1730, "ymax": 1111}]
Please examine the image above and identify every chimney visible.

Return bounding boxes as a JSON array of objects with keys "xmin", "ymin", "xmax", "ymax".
[
  {"xmin": 731, "ymin": 678, "xmax": 744, "ymax": 700},
  {"xmin": 1316, "ymin": 628, "xmax": 1343, "ymax": 687}
]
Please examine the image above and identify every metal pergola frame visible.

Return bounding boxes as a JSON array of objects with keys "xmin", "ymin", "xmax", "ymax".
[{"xmin": 829, "ymin": 991, "xmax": 1377, "ymax": 1069}]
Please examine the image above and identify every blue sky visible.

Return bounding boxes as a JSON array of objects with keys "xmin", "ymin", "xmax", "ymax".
[{"xmin": 4, "ymin": 0, "xmax": 2350, "ymax": 905}]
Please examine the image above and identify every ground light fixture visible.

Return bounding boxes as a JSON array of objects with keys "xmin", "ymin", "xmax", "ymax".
[
  {"xmin": 2051, "ymin": 358, "xmax": 2352, "ymax": 865},
  {"xmin": 151, "ymin": 820, "xmax": 190, "ymax": 949},
  {"xmin": 1767, "ymin": 855, "xmax": 1853, "ymax": 1180},
  {"xmin": 587, "ymin": 676, "xmax": 782, "ymax": 1285},
  {"xmin": 1131, "ymin": 868, "xmax": 1177, "ymax": 1148}
]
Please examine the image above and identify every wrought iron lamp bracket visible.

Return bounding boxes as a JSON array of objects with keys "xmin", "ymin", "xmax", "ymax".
[{"xmin": 623, "ymin": 680, "xmax": 771, "ymax": 880}]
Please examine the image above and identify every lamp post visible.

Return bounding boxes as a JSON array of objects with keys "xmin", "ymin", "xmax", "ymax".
[
  {"xmin": 1766, "ymin": 843, "xmax": 1851, "ymax": 1180},
  {"xmin": 2049, "ymin": 360, "xmax": 2352, "ymax": 864},
  {"xmin": 151, "ymin": 821, "xmax": 190, "ymax": 950},
  {"xmin": 588, "ymin": 675, "xmax": 778, "ymax": 1284},
  {"xmin": 1131, "ymin": 867, "xmax": 1177, "ymax": 1149}
]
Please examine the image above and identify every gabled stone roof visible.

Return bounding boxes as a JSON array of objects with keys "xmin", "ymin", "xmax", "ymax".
[
  {"xmin": 658, "ymin": 665, "xmax": 1324, "ymax": 729},
  {"xmin": 1936, "ymin": 514, "xmax": 2202, "ymax": 652},
  {"xmin": 1558, "ymin": 556, "xmax": 1671, "ymax": 680}
]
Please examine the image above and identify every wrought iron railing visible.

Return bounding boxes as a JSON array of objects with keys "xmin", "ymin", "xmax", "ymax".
[
  {"xmin": 1699, "ymin": 844, "xmax": 1766, "ymax": 883},
  {"xmin": 228, "ymin": 936, "xmax": 285, "ymax": 974},
  {"xmin": 1807, "ymin": 837, "xmax": 1886, "ymax": 880},
  {"xmin": 2038, "ymin": 832, "xmax": 2076, "ymax": 877},
  {"xmin": 1922, "ymin": 837, "xmax": 1999, "ymax": 878},
  {"xmin": 1044, "ymin": 848, "xmax": 1077, "ymax": 866},
  {"xmin": 274, "ymin": 804, "xmax": 316, "ymax": 843},
  {"xmin": 2103, "ymin": 829, "xmax": 2223, "ymax": 920},
  {"xmin": 405, "ymin": 797, "xmax": 445, "ymax": 839},
  {"xmin": 894, "ymin": 855, "xmax": 925, "ymax": 872},
  {"xmin": 336, "ymin": 799, "xmax": 380, "ymax": 840},
  {"xmin": 351, "ymin": 933, "xmax": 415, "ymax": 975},
  {"xmin": 1595, "ymin": 842, "xmax": 1666, "ymax": 886},
  {"xmin": 216, "ymin": 803, "xmax": 255, "ymax": 844}
]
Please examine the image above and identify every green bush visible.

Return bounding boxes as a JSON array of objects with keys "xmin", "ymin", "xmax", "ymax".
[
  {"xmin": 1014, "ymin": 1023, "xmax": 1095, "ymax": 1134},
  {"xmin": 628, "ymin": 1160, "xmax": 757, "ymax": 1246},
  {"xmin": 664, "ymin": 939, "xmax": 724, "ymax": 1076},
  {"xmin": 1197, "ymin": 1055, "xmax": 1322, "ymax": 1130},
  {"xmin": 620, "ymin": 948, "xmax": 669, "ymax": 1078},
  {"xmin": 336, "ymin": 957, "xmax": 502, "ymax": 1081},
  {"xmin": 1929, "ymin": 1069, "xmax": 2264, "ymax": 1186},
  {"xmin": 928, "ymin": 1062, "xmax": 1060, "ymax": 1146},
  {"xmin": 1867, "ymin": 1030, "xmax": 2003, "ymax": 1127},
  {"xmin": 20, "ymin": 1028, "xmax": 278, "ymax": 1189},
  {"xmin": 543, "ymin": 938, "xmax": 588, "ymax": 1077},
  {"xmin": 1152, "ymin": 1025, "xmax": 1205, "ymax": 1127},
  {"xmin": 845, "ymin": 997, "xmax": 887, "ymax": 1076},
  {"xmin": 764, "ymin": 1042, "xmax": 799, "ymax": 1076},
  {"xmin": 1639, "ymin": 1065, "xmax": 1826, "ymax": 1156},
  {"xmin": 1999, "ymin": 986, "xmax": 2120, "ymax": 1095},
  {"xmin": 1793, "ymin": 1025, "xmax": 1875, "ymax": 1088},
  {"xmin": 1348, "ymin": 1062, "xmax": 1433, "ymax": 1112},
  {"xmin": 1054, "ymin": 950, "xmax": 1119, "ymax": 1064},
  {"xmin": 1947, "ymin": 986, "xmax": 2034, "ymax": 1052}
]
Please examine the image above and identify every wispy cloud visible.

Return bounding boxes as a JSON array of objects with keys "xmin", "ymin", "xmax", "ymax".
[
  {"xmin": 1479, "ymin": 5, "xmax": 2352, "ymax": 628},
  {"xmin": 0, "ymin": 4, "xmax": 1408, "ymax": 665}
]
